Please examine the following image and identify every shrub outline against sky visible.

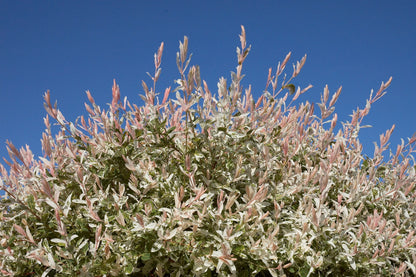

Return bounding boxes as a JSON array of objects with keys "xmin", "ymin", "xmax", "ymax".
[{"xmin": 1, "ymin": 26, "xmax": 416, "ymax": 276}]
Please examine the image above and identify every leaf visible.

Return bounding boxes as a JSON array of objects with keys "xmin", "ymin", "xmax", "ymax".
[
  {"xmin": 125, "ymin": 263, "xmax": 134, "ymax": 274},
  {"xmin": 13, "ymin": 224, "xmax": 26, "ymax": 237},
  {"xmin": 51, "ymin": 238, "xmax": 67, "ymax": 247},
  {"xmin": 298, "ymin": 264, "xmax": 311, "ymax": 277},
  {"xmin": 282, "ymin": 83, "xmax": 296, "ymax": 95},
  {"xmin": 27, "ymin": 194, "xmax": 35, "ymax": 211},
  {"xmin": 141, "ymin": 252, "xmax": 151, "ymax": 261}
]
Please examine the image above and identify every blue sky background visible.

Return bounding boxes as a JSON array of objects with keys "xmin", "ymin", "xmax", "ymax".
[{"xmin": 1, "ymin": 1, "xmax": 415, "ymax": 165}]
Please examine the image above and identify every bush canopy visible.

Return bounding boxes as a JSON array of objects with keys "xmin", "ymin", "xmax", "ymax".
[{"xmin": 1, "ymin": 26, "xmax": 416, "ymax": 276}]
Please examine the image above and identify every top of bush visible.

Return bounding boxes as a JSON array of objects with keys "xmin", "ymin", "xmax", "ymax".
[{"xmin": 1, "ymin": 26, "xmax": 416, "ymax": 276}]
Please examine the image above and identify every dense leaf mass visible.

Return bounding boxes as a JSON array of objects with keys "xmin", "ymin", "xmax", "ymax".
[{"xmin": 1, "ymin": 26, "xmax": 416, "ymax": 276}]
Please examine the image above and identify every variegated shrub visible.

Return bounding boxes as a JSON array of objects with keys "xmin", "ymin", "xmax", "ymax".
[{"xmin": 1, "ymin": 26, "xmax": 416, "ymax": 276}]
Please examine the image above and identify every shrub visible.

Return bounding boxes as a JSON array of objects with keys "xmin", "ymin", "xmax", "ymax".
[{"xmin": 1, "ymin": 26, "xmax": 416, "ymax": 276}]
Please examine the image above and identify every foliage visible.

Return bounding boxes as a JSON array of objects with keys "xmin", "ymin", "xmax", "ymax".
[{"xmin": 1, "ymin": 26, "xmax": 416, "ymax": 276}]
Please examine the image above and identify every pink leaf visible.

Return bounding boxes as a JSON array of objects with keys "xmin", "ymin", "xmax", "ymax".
[
  {"xmin": 85, "ymin": 90, "xmax": 95, "ymax": 104},
  {"xmin": 13, "ymin": 224, "xmax": 26, "ymax": 238}
]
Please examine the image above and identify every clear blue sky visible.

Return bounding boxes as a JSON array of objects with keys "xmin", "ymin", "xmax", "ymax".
[{"xmin": 1, "ymin": 1, "xmax": 415, "ymax": 163}]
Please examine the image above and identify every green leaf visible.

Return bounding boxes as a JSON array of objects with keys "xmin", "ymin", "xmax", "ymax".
[
  {"xmin": 298, "ymin": 264, "xmax": 311, "ymax": 277},
  {"xmin": 282, "ymin": 83, "xmax": 296, "ymax": 95},
  {"xmin": 27, "ymin": 194, "xmax": 35, "ymax": 211},
  {"xmin": 141, "ymin": 252, "xmax": 151, "ymax": 261},
  {"xmin": 125, "ymin": 263, "xmax": 134, "ymax": 274},
  {"xmin": 135, "ymin": 129, "xmax": 144, "ymax": 137}
]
